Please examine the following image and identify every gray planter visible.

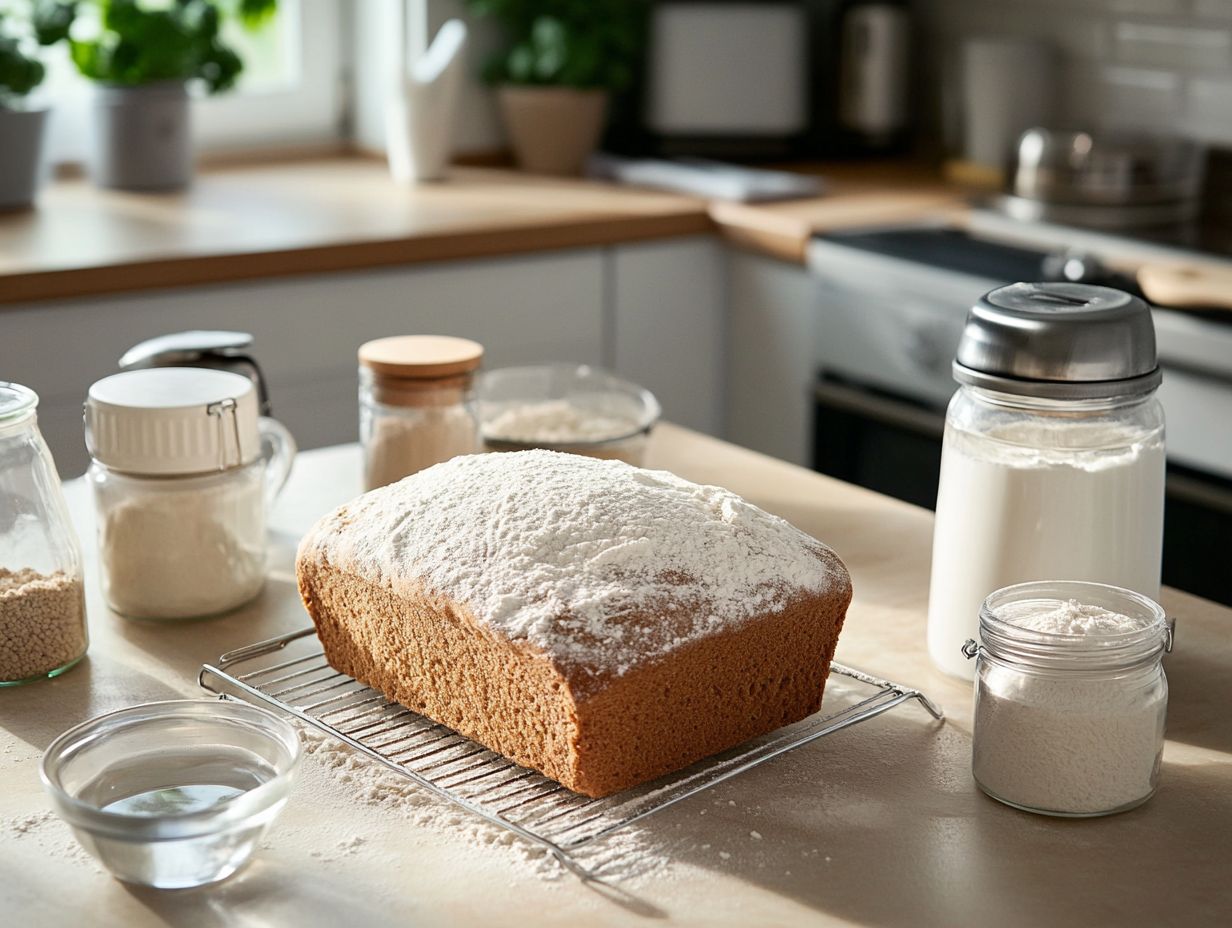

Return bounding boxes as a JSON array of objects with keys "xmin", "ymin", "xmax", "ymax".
[
  {"xmin": 0, "ymin": 106, "xmax": 49, "ymax": 210},
  {"xmin": 92, "ymin": 82, "xmax": 192, "ymax": 191}
]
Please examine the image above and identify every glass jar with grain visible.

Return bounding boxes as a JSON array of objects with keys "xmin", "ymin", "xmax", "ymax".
[{"xmin": 0, "ymin": 382, "xmax": 88, "ymax": 685}]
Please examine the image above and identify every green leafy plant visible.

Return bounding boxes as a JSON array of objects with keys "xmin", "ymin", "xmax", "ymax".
[
  {"xmin": 0, "ymin": 2, "xmax": 72, "ymax": 105},
  {"xmin": 53, "ymin": 0, "xmax": 276, "ymax": 95},
  {"xmin": 464, "ymin": 0, "xmax": 646, "ymax": 92}
]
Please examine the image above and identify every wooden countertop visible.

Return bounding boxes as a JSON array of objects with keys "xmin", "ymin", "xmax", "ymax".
[
  {"xmin": 2, "ymin": 425, "xmax": 1228, "ymax": 926},
  {"xmin": 0, "ymin": 157, "xmax": 965, "ymax": 305}
]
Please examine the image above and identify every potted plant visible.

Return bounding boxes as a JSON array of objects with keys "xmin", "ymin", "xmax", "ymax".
[
  {"xmin": 464, "ymin": 0, "xmax": 645, "ymax": 175},
  {"xmin": 54, "ymin": 0, "xmax": 275, "ymax": 191},
  {"xmin": 0, "ymin": 3, "xmax": 70, "ymax": 209}
]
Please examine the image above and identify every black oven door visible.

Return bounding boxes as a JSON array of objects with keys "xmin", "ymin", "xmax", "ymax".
[
  {"xmin": 812, "ymin": 370, "xmax": 1232, "ymax": 605},
  {"xmin": 812, "ymin": 372, "xmax": 946, "ymax": 510}
]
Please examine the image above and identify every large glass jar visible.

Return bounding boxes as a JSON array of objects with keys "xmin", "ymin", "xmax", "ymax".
[
  {"xmin": 358, "ymin": 336, "xmax": 482, "ymax": 491},
  {"xmin": 927, "ymin": 283, "xmax": 1166, "ymax": 679},
  {"xmin": 85, "ymin": 369, "xmax": 295, "ymax": 621},
  {"xmin": 0, "ymin": 383, "xmax": 88, "ymax": 685},
  {"xmin": 965, "ymin": 580, "xmax": 1172, "ymax": 817}
]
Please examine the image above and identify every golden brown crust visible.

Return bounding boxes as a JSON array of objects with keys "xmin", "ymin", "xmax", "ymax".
[{"xmin": 296, "ymin": 552, "xmax": 852, "ymax": 798}]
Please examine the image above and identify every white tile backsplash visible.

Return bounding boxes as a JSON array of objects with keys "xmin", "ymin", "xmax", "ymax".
[
  {"xmin": 926, "ymin": 0, "xmax": 1232, "ymax": 143},
  {"xmin": 1185, "ymin": 76, "xmax": 1232, "ymax": 143},
  {"xmin": 1114, "ymin": 21, "xmax": 1232, "ymax": 70}
]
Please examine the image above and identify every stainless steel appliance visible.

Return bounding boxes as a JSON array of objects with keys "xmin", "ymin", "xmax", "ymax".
[
  {"xmin": 807, "ymin": 224, "xmax": 1232, "ymax": 605},
  {"xmin": 607, "ymin": 0, "xmax": 911, "ymax": 160},
  {"xmin": 1000, "ymin": 128, "xmax": 1205, "ymax": 229}
]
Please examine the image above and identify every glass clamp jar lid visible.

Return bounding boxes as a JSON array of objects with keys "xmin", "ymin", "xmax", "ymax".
[
  {"xmin": 953, "ymin": 282, "xmax": 1162, "ymax": 400},
  {"xmin": 83, "ymin": 368, "xmax": 295, "ymax": 622},
  {"xmin": 964, "ymin": 580, "xmax": 1175, "ymax": 818},
  {"xmin": 85, "ymin": 368, "xmax": 262, "ymax": 476}
]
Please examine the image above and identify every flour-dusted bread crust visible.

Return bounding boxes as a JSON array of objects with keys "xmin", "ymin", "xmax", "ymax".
[{"xmin": 296, "ymin": 451, "xmax": 852, "ymax": 797}]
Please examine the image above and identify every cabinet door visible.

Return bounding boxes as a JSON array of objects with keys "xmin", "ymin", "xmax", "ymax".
[
  {"xmin": 4, "ymin": 250, "xmax": 605, "ymax": 475},
  {"xmin": 726, "ymin": 249, "xmax": 819, "ymax": 466},
  {"xmin": 609, "ymin": 236, "xmax": 725, "ymax": 436}
]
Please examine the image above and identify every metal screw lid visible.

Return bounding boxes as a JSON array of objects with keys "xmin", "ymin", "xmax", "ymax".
[{"xmin": 953, "ymin": 282, "xmax": 1161, "ymax": 400}]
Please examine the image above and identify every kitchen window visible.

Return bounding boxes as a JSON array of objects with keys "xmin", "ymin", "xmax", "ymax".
[{"xmin": 40, "ymin": 0, "xmax": 347, "ymax": 165}]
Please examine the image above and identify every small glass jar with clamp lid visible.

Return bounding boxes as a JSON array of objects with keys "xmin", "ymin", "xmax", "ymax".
[
  {"xmin": 85, "ymin": 368, "xmax": 295, "ymax": 620},
  {"xmin": 359, "ymin": 335, "xmax": 483, "ymax": 491},
  {"xmin": 963, "ymin": 579, "xmax": 1173, "ymax": 817}
]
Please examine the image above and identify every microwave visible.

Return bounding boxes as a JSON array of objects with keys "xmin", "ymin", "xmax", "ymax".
[{"xmin": 607, "ymin": 0, "xmax": 912, "ymax": 160}]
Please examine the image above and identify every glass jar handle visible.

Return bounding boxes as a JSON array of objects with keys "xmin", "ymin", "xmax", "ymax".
[{"xmin": 257, "ymin": 416, "xmax": 296, "ymax": 508}]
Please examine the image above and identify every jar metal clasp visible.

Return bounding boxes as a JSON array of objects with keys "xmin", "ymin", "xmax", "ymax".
[
  {"xmin": 1164, "ymin": 617, "xmax": 1176, "ymax": 653},
  {"xmin": 961, "ymin": 639, "xmax": 981, "ymax": 660},
  {"xmin": 206, "ymin": 397, "xmax": 242, "ymax": 470}
]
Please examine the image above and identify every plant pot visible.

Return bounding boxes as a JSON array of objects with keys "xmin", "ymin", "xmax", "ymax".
[
  {"xmin": 92, "ymin": 82, "xmax": 192, "ymax": 191},
  {"xmin": 498, "ymin": 87, "xmax": 608, "ymax": 176},
  {"xmin": 0, "ymin": 106, "xmax": 50, "ymax": 210}
]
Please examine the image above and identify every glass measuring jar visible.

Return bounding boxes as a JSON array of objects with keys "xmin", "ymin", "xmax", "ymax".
[
  {"xmin": 85, "ymin": 368, "xmax": 295, "ymax": 621},
  {"xmin": 0, "ymin": 383, "xmax": 88, "ymax": 685},
  {"xmin": 964, "ymin": 580, "xmax": 1173, "ymax": 817}
]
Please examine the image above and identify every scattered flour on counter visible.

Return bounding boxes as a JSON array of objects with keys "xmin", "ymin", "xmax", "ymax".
[
  {"xmin": 5, "ymin": 808, "xmax": 104, "ymax": 873},
  {"xmin": 294, "ymin": 727, "xmax": 674, "ymax": 882}
]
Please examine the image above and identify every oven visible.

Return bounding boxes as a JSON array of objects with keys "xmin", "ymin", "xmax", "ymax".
[{"xmin": 807, "ymin": 226, "xmax": 1232, "ymax": 606}]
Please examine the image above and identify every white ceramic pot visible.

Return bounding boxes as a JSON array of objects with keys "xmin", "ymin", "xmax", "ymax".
[
  {"xmin": 498, "ymin": 86, "xmax": 608, "ymax": 176},
  {"xmin": 92, "ymin": 82, "xmax": 192, "ymax": 191},
  {"xmin": 0, "ymin": 106, "xmax": 49, "ymax": 210}
]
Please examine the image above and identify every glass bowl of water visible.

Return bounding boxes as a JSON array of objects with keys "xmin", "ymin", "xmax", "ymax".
[{"xmin": 40, "ymin": 699, "xmax": 301, "ymax": 889}]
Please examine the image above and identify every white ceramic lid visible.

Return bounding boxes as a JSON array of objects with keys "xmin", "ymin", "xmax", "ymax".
[{"xmin": 85, "ymin": 368, "xmax": 260, "ymax": 475}]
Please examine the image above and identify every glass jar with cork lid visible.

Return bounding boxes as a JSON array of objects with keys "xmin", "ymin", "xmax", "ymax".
[{"xmin": 358, "ymin": 336, "xmax": 483, "ymax": 491}]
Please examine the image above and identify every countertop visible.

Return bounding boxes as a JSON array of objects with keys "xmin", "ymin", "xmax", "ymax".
[
  {"xmin": 0, "ymin": 158, "xmax": 963, "ymax": 305},
  {"xmin": 2, "ymin": 425, "xmax": 1229, "ymax": 926}
]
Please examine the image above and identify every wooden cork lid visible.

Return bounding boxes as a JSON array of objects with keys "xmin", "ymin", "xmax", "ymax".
[{"xmin": 359, "ymin": 336, "xmax": 484, "ymax": 380}]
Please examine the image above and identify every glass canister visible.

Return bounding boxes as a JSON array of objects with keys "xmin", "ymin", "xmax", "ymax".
[
  {"xmin": 927, "ymin": 283, "xmax": 1166, "ymax": 679},
  {"xmin": 358, "ymin": 335, "xmax": 483, "ymax": 491},
  {"xmin": 0, "ymin": 383, "xmax": 88, "ymax": 685},
  {"xmin": 85, "ymin": 368, "xmax": 295, "ymax": 621},
  {"xmin": 964, "ymin": 580, "xmax": 1173, "ymax": 817}
]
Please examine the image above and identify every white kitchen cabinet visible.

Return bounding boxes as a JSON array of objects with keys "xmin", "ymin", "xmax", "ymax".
[
  {"xmin": 5, "ymin": 250, "xmax": 606, "ymax": 476},
  {"xmin": 608, "ymin": 236, "xmax": 726, "ymax": 436},
  {"xmin": 725, "ymin": 249, "xmax": 820, "ymax": 466}
]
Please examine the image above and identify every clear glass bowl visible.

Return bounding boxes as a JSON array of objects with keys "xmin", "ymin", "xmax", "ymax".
[
  {"xmin": 477, "ymin": 364, "xmax": 661, "ymax": 466},
  {"xmin": 40, "ymin": 699, "xmax": 301, "ymax": 889}
]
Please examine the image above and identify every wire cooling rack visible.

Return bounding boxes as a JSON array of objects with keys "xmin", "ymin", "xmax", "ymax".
[{"xmin": 200, "ymin": 628, "xmax": 942, "ymax": 878}]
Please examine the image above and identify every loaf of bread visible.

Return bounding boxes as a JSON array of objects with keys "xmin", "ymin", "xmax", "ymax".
[{"xmin": 296, "ymin": 450, "xmax": 852, "ymax": 798}]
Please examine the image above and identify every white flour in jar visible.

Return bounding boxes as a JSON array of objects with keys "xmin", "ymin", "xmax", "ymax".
[
  {"xmin": 99, "ymin": 479, "xmax": 266, "ymax": 619},
  {"xmin": 364, "ymin": 408, "xmax": 478, "ymax": 491},
  {"xmin": 927, "ymin": 421, "xmax": 1165, "ymax": 678},
  {"xmin": 972, "ymin": 598, "xmax": 1167, "ymax": 815}
]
